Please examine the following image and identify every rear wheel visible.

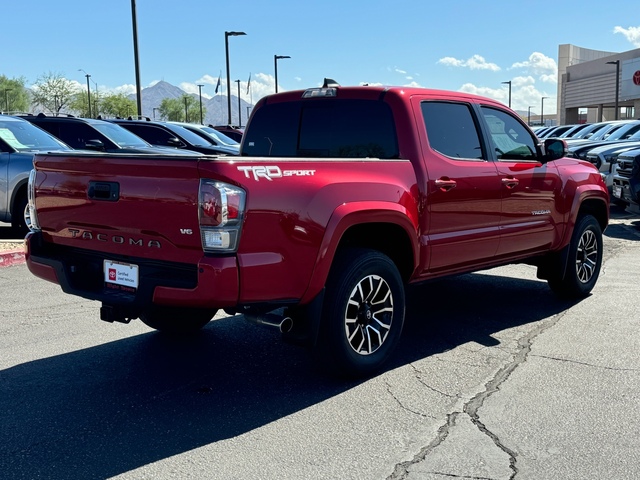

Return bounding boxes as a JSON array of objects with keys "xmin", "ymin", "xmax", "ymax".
[
  {"xmin": 548, "ymin": 214, "xmax": 603, "ymax": 298},
  {"xmin": 314, "ymin": 248, "xmax": 405, "ymax": 378},
  {"xmin": 139, "ymin": 307, "xmax": 216, "ymax": 333}
]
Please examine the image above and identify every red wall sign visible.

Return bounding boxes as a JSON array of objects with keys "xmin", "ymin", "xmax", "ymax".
[{"xmin": 633, "ymin": 70, "xmax": 640, "ymax": 86}]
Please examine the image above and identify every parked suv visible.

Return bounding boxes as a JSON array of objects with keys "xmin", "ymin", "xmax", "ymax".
[
  {"xmin": 109, "ymin": 118, "xmax": 239, "ymax": 156},
  {"xmin": 0, "ymin": 115, "xmax": 71, "ymax": 234},
  {"xmin": 19, "ymin": 113, "xmax": 198, "ymax": 155},
  {"xmin": 611, "ymin": 147, "xmax": 640, "ymax": 213}
]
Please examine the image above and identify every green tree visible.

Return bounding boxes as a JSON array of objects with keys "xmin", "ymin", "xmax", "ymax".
[
  {"xmin": 0, "ymin": 75, "xmax": 30, "ymax": 114},
  {"xmin": 159, "ymin": 95, "xmax": 204, "ymax": 122},
  {"xmin": 99, "ymin": 93, "xmax": 137, "ymax": 118},
  {"xmin": 31, "ymin": 72, "xmax": 79, "ymax": 115}
]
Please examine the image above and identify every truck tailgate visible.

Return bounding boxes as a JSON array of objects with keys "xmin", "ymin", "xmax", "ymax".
[{"xmin": 32, "ymin": 152, "xmax": 205, "ymax": 264}]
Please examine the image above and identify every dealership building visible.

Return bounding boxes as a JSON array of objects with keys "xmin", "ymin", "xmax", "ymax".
[{"xmin": 557, "ymin": 44, "xmax": 640, "ymax": 125}]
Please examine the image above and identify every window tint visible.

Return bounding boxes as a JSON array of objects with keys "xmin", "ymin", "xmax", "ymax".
[
  {"xmin": 48, "ymin": 123, "xmax": 110, "ymax": 150},
  {"xmin": 480, "ymin": 107, "xmax": 537, "ymax": 161},
  {"xmin": 242, "ymin": 99, "xmax": 398, "ymax": 158},
  {"xmin": 421, "ymin": 102, "xmax": 484, "ymax": 160},
  {"xmin": 122, "ymin": 124, "xmax": 180, "ymax": 147}
]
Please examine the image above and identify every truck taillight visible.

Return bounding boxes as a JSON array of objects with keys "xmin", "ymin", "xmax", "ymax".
[
  {"xmin": 27, "ymin": 169, "xmax": 41, "ymax": 232},
  {"xmin": 198, "ymin": 180, "xmax": 246, "ymax": 252}
]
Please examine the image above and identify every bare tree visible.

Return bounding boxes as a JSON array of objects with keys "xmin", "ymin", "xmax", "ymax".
[{"xmin": 31, "ymin": 72, "xmax": 79, "ymax": 115}]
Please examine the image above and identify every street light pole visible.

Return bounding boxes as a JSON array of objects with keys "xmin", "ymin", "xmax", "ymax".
[
  {"xmin": 131, "ymin": 0, "xmax": 142, "ymax": 117},
  {"xmin": 184, "ymin": 96, "xmax": 188, "ymax": 122},
  {"xmin": 501, "ymin": 80, "xmax": 512, "ymax": 108},
  {"xmin": 197, "ymin": 84, "xmax": 204, "ymax": 124},
  {"xmin": 606, "ymin": 60, "xmax": 620, "ymax": 120},
  {"xmin": 541, "ymin": 97, "xmax": 549, "ymax": 127},
  {"xmin": 274, "ymin": 55, "xmax": 291, "ymax": 93},
  {"xmin": 153, "ymin": 107, "xmax": 158, "ymax": 120},
  {"xmin": 528, "ymin": 106, "xmax": 534, "ymax": 126},
  {"xmin": 225, "ymin": 31, "xmax": 246, "ymax": 125},
  {"xmin": 78, "ymin": 69, "xmax": 92, "ymax": 118},
  {"xmin": 235, "ymin": 79, "xmax": 242, "ymax": 127}
]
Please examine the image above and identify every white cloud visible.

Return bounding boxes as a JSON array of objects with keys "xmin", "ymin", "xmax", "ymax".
[
  {"xmin": 613, "ymin": 26, "xmax": 640, "ymax": 47},
  {"xmin": 459, "ymin": 82, "xmax": 556, "ymax": 114},
  {"xmin": 438, "ymin": 54, "xmax": 501, "ymax": 71},
  {"xmin": 540, "ymin": 73, "xmax": 557, "ymax": 83},
  {"xmin": 179, "ymin": 82, "xmax": 212, "ymax": 99},
  {"xmin": 511, "ymin": 52, "xmax": 557, "ymax": 75},
  {"xmin": 113, "ymin": 84, "xmax": 136, "ymax": 95},
  {"xmin": 196, "ymin": 74, "xmax": 220, "ymax": 86},
  {"xmin": 512, "ymin": 76, "xmax": 535, "ymax": 87},
  {"xmin": 395, "ymin": 68, "xmax": 407, "ymax": 74}
]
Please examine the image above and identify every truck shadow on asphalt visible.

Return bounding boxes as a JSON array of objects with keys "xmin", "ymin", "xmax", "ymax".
[{"xmin": 0, "ymin": 270, "xmax": 576, "ymax": 479}]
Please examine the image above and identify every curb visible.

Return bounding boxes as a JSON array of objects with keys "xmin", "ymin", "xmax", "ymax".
[{"xmin": 0, "ymin": 248, "xmax": 25, "ymax": 268}]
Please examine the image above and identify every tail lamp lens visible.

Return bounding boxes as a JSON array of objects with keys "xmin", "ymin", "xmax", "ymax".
[{"xmin": 199, "ymin": 180, "xmax": 246, "ymax": 252}]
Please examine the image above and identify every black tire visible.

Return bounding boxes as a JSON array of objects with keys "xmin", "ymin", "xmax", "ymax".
[
  {"xmin": 139, "ymin": 306, "xmax": 216, "ymax": 333},
  {"xmin": 314, "ymin": 248, "xmax": 405, "ymax": 378},
  {"xmin": 11, "ymin": 193, "xmax": 29, "ymax": 237},
  {"xmin": 548, "ymin": 214, "xmax": 603, "ymax": 299}
]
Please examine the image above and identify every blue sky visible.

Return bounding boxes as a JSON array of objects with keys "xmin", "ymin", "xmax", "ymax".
[{"xmin": 2, "ymin": 0, "xmax": 640, "ymax": 114}]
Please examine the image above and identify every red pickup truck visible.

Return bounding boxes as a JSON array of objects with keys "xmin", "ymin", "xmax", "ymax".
[{"xmin": 25, "ymin": 82, "xmax": 609, "ymax": 376}]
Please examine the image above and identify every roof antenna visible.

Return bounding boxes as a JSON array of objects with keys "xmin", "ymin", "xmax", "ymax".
[{"xmin": 322, "ymin": 78, "xmax": 340, "ymax": 88}]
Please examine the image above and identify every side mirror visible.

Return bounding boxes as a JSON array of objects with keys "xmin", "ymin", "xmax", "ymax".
[
  {"xmin": 85, "ymin": 139, "xmax": 105, "ymax": 151},
  {"xmin": 543, "ymin": 138, "xmax": 566, "ymax": 162},
  {"xmin": 166, "ymin": 137, "xmax": 182, "ymax": 147}
]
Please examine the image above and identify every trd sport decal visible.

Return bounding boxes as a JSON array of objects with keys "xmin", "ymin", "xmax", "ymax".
[{"xmin": 237, "ymin": 165, "xmax": 316, "ymax": 181}]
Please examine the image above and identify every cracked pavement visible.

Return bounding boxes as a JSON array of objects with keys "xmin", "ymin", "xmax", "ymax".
[{"xmin": 386, "ymin": 208, "xmax": 640, "ymax": 480}]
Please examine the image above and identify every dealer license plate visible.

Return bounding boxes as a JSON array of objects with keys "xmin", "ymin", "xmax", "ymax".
[{"xmin": 104, "ymin": 260, "xmax": 139, "ymax": 292}]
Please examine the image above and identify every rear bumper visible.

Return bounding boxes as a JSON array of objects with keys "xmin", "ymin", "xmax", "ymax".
[{"xmin": 25, "ymin": 232, "xmax": 239, "ymax": 311}]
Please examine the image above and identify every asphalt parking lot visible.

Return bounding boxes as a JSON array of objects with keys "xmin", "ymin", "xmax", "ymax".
[{"xmin": 1, "ymin": 207, "xmax": 639, "ymax": 479}]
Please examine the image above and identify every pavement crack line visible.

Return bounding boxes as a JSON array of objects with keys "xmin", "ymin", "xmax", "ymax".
[
  {"xmin": 385, "ymin": 381, "xmax": 438, "ymax": 419},
  {"xmin": 410, "ymin": 364, "xmax": 460, "ymax": 399},
  {"xmin": 530, "ymin": 354, "xmax": 639, "ymax": 372},
  {"xmin": 387, "ymin": 412, "xmax": 460, "ymax": 480},
  {"xmin": 388, "ymin": 310, "xmax": 568, "ymax": 480}
]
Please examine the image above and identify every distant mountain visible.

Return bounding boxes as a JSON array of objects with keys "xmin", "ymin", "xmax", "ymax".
[{"xmin": 128, "ymin": 80, "xmax": 252, "ymax": 127}]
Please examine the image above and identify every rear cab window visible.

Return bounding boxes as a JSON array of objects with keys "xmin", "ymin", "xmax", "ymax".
[
  {"xmin": 242, "ymin": 99, "xmax": 399, "ymax": 159},
  {"xmin": 421, "ymin": 101, "xmax": 486, "ymax": 160}
]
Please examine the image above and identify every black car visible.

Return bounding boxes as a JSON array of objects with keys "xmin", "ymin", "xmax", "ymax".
[
  {"xmin": 108, "ymin": 118, "xmax": 239, "ymax": 156},
  {"xmin": 18, "ymin": 113, "xmax": 200, "ymax": 155}
]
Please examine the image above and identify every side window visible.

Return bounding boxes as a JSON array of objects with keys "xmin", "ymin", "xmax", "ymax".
[
  {"xmin": 124, "ymin": 125, "xmax": 176, "ymax": 146},
  {"xmin": 481, "ymin": 107, "xmax": 537, "ymax": 161},
  {"xmin": 56, "ymin": 124, "xmax": 103, "ymax": 149},
  {"xmin": 421, "ymin": 101, "xmax": 485, "ymax": 160}
]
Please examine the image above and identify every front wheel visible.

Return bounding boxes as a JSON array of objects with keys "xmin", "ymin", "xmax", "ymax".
[
  {"xmin": 314, "ymin": 248, "xmax": 405, "ymax": 378},
  {"xmin": 547, "ymin": 214, "xmax": 603, "ymax": 299},
  {"xmin": 139, "ymin": 307, "xmax": 216, "ymax": 333}
]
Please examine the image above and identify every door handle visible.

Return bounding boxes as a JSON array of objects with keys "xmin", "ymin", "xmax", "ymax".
[
  {"xmin": 435, "ymin": 178, "xmax": 457, "ymax": 192},
  {"xmin": 501, "ymin": 177, "xmax": 520, "ymax": 189}
]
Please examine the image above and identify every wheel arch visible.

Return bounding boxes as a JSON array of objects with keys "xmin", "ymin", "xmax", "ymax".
[
  {"xmin": 561, "ymin": 186, "xmax": 609, "ymax": 248},
  {"xmin": 299, "ymin": 201, "xmax": 419, "ymax": 304},
  {"xmin": 9, "ymin": 179, "xmax": 28, "ymax": 222}
]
